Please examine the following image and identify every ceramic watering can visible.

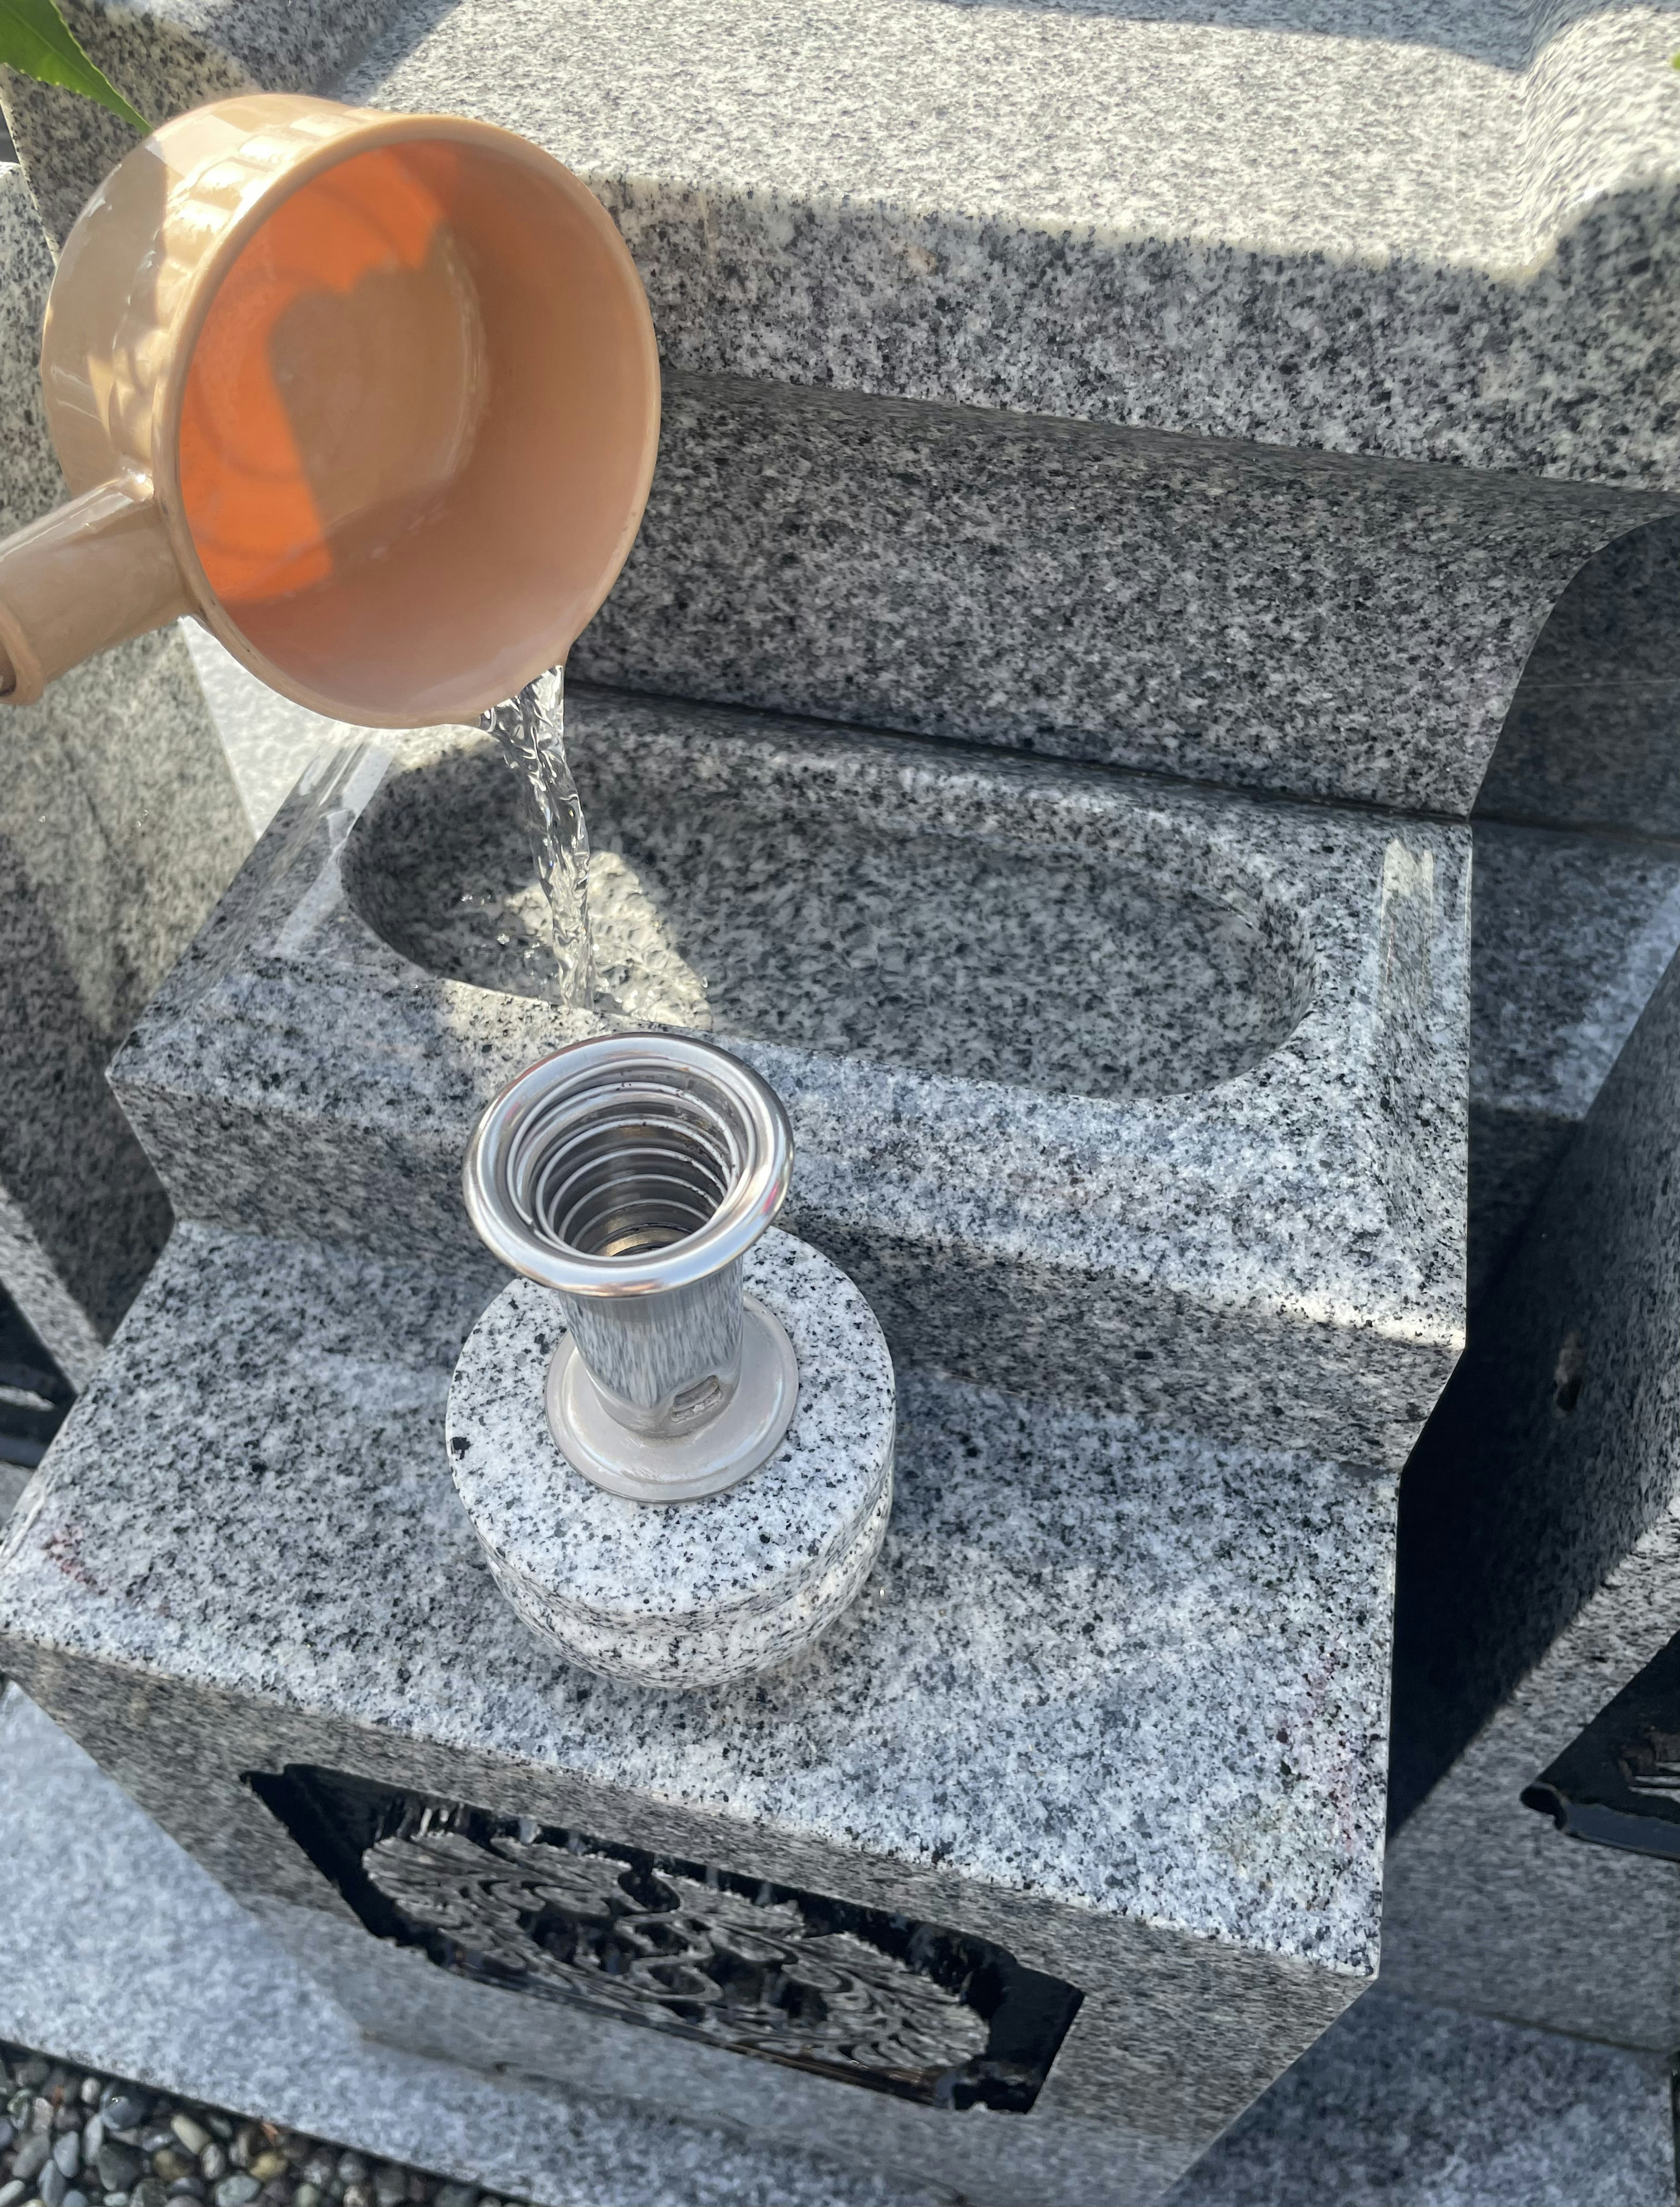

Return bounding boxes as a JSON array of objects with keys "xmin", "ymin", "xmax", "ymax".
[{"xmin": 0, "ymin": 94, "xmax": 660, "ymax": 726}]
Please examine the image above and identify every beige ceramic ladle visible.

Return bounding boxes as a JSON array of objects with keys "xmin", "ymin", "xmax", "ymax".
[{"xmin": 0, "ymin": 93, "xmax": 660, "ymax": 726}]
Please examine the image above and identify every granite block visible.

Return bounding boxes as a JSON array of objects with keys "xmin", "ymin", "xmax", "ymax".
[
  {"xmin": 1517, "ymin": 515, "xmax": 1680, "ymax": 691},
  {"xmin": 350, "ymin": 0, "xmax": 1680, "ymax": 489},
  {"xmin": 10, "ymin": 7, "xmax": 1676, "ymax": 815},
  {"xmin": 1381, "ymin": 920, "xmax": 1680, "ymax": 2047},
  {"xmin": 0, "ymin": 164, "xmax": 249, "ymax": 1383},
  {"xmin": 1166, "ymin": 1987, "xmax": 1677, "ymax": 2207},
  {"xmin": 0, "ymin": 1219, "xmax": 1391, "ymax": 2202},
  {"xmin": 570, "ymin": 371, "xmax": 1658, "ymax": 815},
  {"xmin": 113, "ymin": 693, "xmax": 1470, "ymax": 1469},
  {"xmin": 0, "ymin": 1687, "xmax": 934, "ymax": 2207},
  {"xmin": 4, "ymin": 1684, "xmax": 1670, "ymax": 2207}
]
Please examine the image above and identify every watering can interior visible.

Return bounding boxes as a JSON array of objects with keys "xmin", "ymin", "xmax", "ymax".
[{"xmin": 0, "ymin": 95, "xmax": 661, "ymax": 728}]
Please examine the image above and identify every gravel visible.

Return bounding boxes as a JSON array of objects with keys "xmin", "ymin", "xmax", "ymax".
[{"xmin": 0, "ymin": 2049, "xmax": 525, "ymax": 2207}]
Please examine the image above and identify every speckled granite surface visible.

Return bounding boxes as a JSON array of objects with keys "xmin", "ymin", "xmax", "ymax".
[
  {"xmin": 118, "ymin": 693, "xmax": 1469, "ymax": 1470},
  {"xmin": 9, "ymin": 8, "xmax": 1675, "ymax": 816},
  {"xmin": 346, "ymin": 0, "xmax": 1680, "ymax": 489},
  {"xmin": 1477, "ymin": 517, "xmax": 1680, "ymax": 839},
  {"xmin": 448, "ymin": 1242, "xmax": 896, "ymax": 1686},
  {"xmin": 0, "ymin": 1688, "xmax": 934, "ymax": 2207},
  {"xmin": 7, "ymin": 1686, "xmax": 1670, "ymax": 2207},
  {"xmin": 0, "ymin": 165, "xmax": 248, "ymax": 1384},
  {"xmin": 0, "ymin": 1217, "xmax": 1387, "ymax": 2203},
  {"xmin": 1166, "ymin": 1986, "xmax": 1676, "ymax": 2207},
  {"xmin": 570, "ymin": 374, "xmax": 1664, "ymax": 816},
  {"xmin": 1467, "ymin": 820, "xmax": 1680, "ymax": 1298},
  {"xmin": 1381, "ymin": 930, "xmax": 1680, "ymax": 2050}
]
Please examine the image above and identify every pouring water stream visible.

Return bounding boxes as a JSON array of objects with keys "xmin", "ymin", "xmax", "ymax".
[{"xmin": 480, "ymin": 665, "xmax": 594, "ymax": 1014}]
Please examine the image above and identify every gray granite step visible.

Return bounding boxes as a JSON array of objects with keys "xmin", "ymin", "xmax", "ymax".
[
  {"xmin": 1166, "ymin": 1984, "xmax": 1677, "ymax": 2207},
  {"xmin": 3, "ymin": 1684, "xmax": 1672, "ymax": 2207},
  {"xmin": 18, "ymin": 0, "xmax": 1678, "ymax": 483},
  {"xmin": 7, "ymin": 6, "xmax": 1677, "ymax": 820}
]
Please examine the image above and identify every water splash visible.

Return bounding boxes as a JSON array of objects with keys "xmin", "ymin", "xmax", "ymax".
[{"xmin": 480, "ymin": 665, "xmax": 593, "ymax": 1013}]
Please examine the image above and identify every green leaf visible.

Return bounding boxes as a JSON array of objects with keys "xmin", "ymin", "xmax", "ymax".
[{"xmin": 0, "ymin": 0, "xmax": 150, "ymax": 134}]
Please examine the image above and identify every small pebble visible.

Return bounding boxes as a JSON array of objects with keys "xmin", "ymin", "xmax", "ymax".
[
  {"xmin": 242, "ymin": 2163, "xmax": 283, "ymax": 2189},
  {"xmin": 7, "ymin": 2096, "xmax": 31, "ymax": 2127},
  {"xmin": 78, "ymin": 2084, "xmax": 101, "ymax": 2111},
  {"xmin": 95, "ymin": 2151, "xmax": 142, "ymax": 2195},
  {"xmin": 0, "ymin": 2182, "xmax": 25, "ymax": 2207},
  {"xmin": 63, "ymin": 2192, "xmax": 88, "ymax": 2207},
  {"xmin": 40, "ymin": 2163, "xmax": 68, "ymax": 2207},
  {"xmin": 299, "ymin": 2167, "xmax": 334, "ymax": 2196},
  {"xmin": 167, "ymin": 2127, "xmax": 207, "ymax": 2162},
  {"xmin": 131, "ymin": 2180, "xmax": 171, "ymax": 2207},
  {"xmin": 148, "ymin": 2157, "xmax": 190, "ymax": 2187},
  {"xmin": 214, "ymin": 2177, "xmax": 260, "ymax": 2207},
  {"xmin": 104, "ymin": 2195, "xmax": 130, "ymax": 2207},
  {"xmin": 98, "ymin": 2105, "xmax": 145, "ymax": 2142},
  {"xmin": 195, "ymin": 2154, "xmax": 223, "ymax": 2188},
  {"xmin": 83, "ymin": 2118, "xmax": 104, "ymax": 2164},
  {"xmin": 0, "ymin": 2122, "xmax": 14, "ymax": 2154},
  {"xmin": 433, "ymin": 2188, "xmax": 476, "ymax": 2207},
  {"xmin": 370, "ymin": 2176, "xmax": 403, "ymax": 2207},
  {"xmin": 167, "ymin": 2182, "xmax": 204, "ymax": 2201},
  {"xmin": 339, "ymin": 2187, "xmax": 368, "ymax": 2207},
  {"xmin": 14, "ymin": 2139, "xmax": 52, "ymax": 2183},
  {"xmin": 31, "ymin": 2103, "xmax": 53, "ymax": 2136},
  {"xmin": 290, "ymin": 2186, "xmax": 320, "ymax": 2207},
  {"xmin": 331, "ymin": 2169, "xmax": 364, "ymax": 2193},
  {"xmin": 54, "ymin": 2134, "xmax": 81, "ymax": 2179},
  {"xmin": 17, "ymin": 2064, "xmax": 47, "ymax": 2090}
]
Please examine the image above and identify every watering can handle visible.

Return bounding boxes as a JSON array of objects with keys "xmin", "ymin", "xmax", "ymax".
[{"xmin": 0, "ymin": 482, "xmax": 192, "ymax": 706}]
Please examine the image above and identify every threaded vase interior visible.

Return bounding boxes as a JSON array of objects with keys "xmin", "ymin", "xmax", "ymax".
[{"xmin": 516, "ymin": 1077, "xmax": 749, "ymax": 1260}]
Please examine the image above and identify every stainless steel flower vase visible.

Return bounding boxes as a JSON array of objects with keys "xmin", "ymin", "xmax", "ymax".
[{"xmin": 462, "ymin": 1032, "xmax": 799, "ymax": 1500}]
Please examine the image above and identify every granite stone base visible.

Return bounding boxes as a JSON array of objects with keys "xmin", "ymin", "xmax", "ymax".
[
  {"xmin": 3, "ymin": 1686, "xmax": 1672, "ymax": 2207},
  {"xmin": 0, "ymin": 1219, "xmax": 1394, "ymax": 2205},
  {"xmin": 0, "ymin": 1686, "xmax": 927, "ymax": 2207},
  {"xmin": 447, "ymin": 1241, "xmax": 896, "ymax": 1686},
  {"xmin": 1166, "ymin": 1984, "xmax": 1676, "ymax": 2207}
]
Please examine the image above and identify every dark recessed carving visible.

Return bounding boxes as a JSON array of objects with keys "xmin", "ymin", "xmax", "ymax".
[{"xmin": 245, "ymin": 1764, "xmax": 1081, "ymax": 2112}]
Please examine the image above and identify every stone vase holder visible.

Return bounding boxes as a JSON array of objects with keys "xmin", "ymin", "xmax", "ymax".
[{"xmin": 447, "ymin": 1032, "xmax": 895, "ymax": 1688}]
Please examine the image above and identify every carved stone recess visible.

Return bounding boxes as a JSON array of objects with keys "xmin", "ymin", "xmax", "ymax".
[{"xmin": 247, "ymin": 1765, "xmax": 1081, "ymax": 2111}]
